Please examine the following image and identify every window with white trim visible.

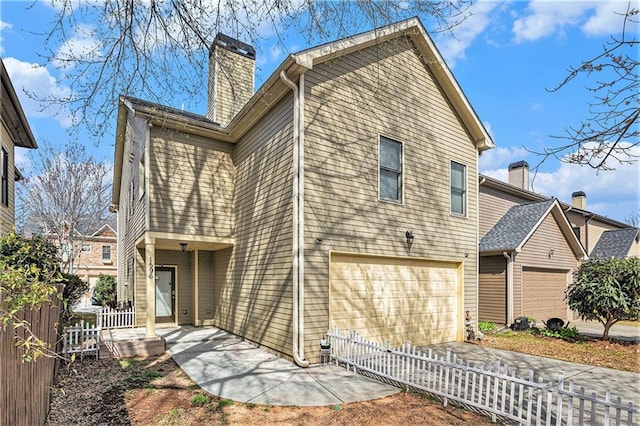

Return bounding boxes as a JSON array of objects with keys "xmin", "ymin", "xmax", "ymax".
[
  {"xmin": 1, "ymin": 147, "xmax": 8, "ymax": 207},
  {"xmin": 379, "ymin": 136, "xmax": 403, "ymax": 203},
  {"xmin": 451, "ymin": 160, "xmax": 467, "ymax": 215},
  {"xmin": 102, "ymin": 245, "xmax": 112, "ymax": 262}
]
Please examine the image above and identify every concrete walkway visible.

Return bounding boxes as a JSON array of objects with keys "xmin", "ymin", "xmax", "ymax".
[
  {"xmin": 422, "ymin": 342, "xmax": 640, "ymax": 409},
  {"xmin": 156, "ymin": 326, "xmax": 399, "ymax": 406}
]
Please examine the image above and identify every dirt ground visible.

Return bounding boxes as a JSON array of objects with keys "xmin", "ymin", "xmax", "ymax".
[
  {"xmin": 46, "ymin": 354, "xmax": 492, "ymax": 425},
  {"xmin": 46, "ymin": 332, "xmax": 639, "ymax": 425}
]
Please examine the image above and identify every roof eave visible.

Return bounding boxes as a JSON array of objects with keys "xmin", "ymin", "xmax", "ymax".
[{"xmin": 1, "ymin": 59, "xmax": 38, "ymax": 149}]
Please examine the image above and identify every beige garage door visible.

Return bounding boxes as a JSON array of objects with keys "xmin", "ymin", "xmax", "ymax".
[
  {"xmin": 330, "ymin": 253, "xmax": 461, "ymax": 346},
  {"xmin": 522, "ymin": 268, "xmax": 569, "ymax": 322}
]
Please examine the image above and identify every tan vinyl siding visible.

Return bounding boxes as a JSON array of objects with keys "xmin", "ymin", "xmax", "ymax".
[
  {"xmin": 478, "ymin": 256, "xmax": 506, "ymax": 324},
  {"xmin": 212, "ymin": 95, "xmax": 294, "ymax": 356},
  {"xmin": 479, "ymin": 185, "xmax": 534, "ymax": 239},
  {"xmin": 197, "ymin": 250, "xmax": 215, "ymax": 323},
  {"xmin": 148, "ymin": 128, "xmax": 234, "ymax": 237},
  {"xmin": 565, "ymin": 211, "xmax": 619, "ymax": 254},
  {"xmin": 303, "ymin": 36, "xmax": 478, "ymax": 355},
  {"xmin": 0, "ymin": 126, "xmax": 15, "ymax": 234},
  {"xmin": 629, "ymin": 238, "xmax": 640, "ymax": 258},
  {"xmin": 119, "ymin": 112, "xmax": 148, "ymax": 304}
]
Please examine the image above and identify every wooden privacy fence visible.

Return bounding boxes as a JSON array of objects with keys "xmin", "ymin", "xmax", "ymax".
[
  {"xmin": 1, "ymin": 285, "xmax": 63, "ymax": 426},
  {"xmin": 327, "ymin": 327, "xmax": 639, "ymax": 426},
  {"xmin": 97, "ymin": 306, "xmax": 135, "ymax": 329},
  {"xmin": 62, "ymin": 320, "xmax": 100, "ymax": 356}
]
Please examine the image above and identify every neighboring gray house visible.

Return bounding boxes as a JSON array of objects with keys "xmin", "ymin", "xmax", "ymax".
[{"xmin": 111, "ymin": 18, "xmax": 494, "ymax": 364}]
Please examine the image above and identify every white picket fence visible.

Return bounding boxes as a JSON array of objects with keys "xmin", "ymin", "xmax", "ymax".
[
  {"xmin": 97, "ymin": 306, "xmax": 136, "ymax": 329},
  {"xmin": 327, "ymin": 327, "xmax": 639, "ymax": 426},
  {"xmin": 62, "ymin": 320, "xmax": 100, "ymax": 356}
]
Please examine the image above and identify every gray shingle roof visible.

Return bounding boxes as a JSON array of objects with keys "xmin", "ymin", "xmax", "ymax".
[
  {"xmin": 590, "ymin": 228, "xmax": 639, "ymax": 259},
  {"xmin": 480, "ymin": 199, "xmax": 556, "ymax": 252}
]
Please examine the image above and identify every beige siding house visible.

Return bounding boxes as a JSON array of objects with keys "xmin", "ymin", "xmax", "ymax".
[
  {"xmin": 111, "ymin": 19, "xmax": 494, "ymax": 364},
  {"xmin": 478, "ymin": 161, "xmax": 635, "ymax": 326},
  {"xmin": 0, "ymin": 59, "xmax": 37, "ymax": 234}
]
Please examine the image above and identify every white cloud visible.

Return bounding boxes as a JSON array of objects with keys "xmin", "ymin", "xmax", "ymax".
[
  {"xmin": 482, "ymin": 143, "xmax": 640, "ymax": 222},
  {"xmin": 54, "ymin": 24, "xmax": 103, "ymax": 70},
  {"xmin": 0, "ymin": 20, "xmax": 12, "ymax": 55},
  {"xmin": 3, "ymin": 57, "xmax": 74, "ymax": 128},
  {"xmin": 437, "ymin": 1, "xmax": 500, "ymax": 66},
  {"xmin": 582, "ymin": 1, "xmax": 639, "ymax": 36},
  {"xmin": 531, "ymin": 102, "xmax": 543, "ymax": 111},
  {"xmin": 479, "ymin": 145, "xmax": 530, "ymax": 172},
  {"xmin": 513, "ymin": 1, "xmax": 594, "ymax": 42}
]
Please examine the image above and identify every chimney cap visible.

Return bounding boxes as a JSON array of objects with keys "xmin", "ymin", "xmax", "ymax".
[
  {"xmin": 572, "ymin": 191, "xmax": 586, "ymax": 198},
  {"xmin": 508, "ymin": 160, "xmax": 529, "ymax": 171},
  {"xmin": 211, "ymin": 33, "xmax": 255, "ymax": 60}
]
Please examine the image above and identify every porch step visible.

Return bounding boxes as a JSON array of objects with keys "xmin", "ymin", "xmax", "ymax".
[{"xmin": 100, "ymin": 329, "xmax": 166, "ymax": 359}]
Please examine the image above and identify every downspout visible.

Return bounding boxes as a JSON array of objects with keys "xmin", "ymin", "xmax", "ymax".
[
  {"xmin": 503, "ymin": 251, "xmax": 514, "ymax": 326},
  {"xmin": 280, "ymin": 70, "xmax": 309, "ymax": 367}
]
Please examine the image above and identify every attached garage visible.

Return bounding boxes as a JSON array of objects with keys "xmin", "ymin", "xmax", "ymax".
[
  {"xmin": 329, "ymin": 253, "xmax": 462, "ymax": 346},
  {"xmin": 521, "ymin": 267, "xmax": 569, "ymax": 322}
]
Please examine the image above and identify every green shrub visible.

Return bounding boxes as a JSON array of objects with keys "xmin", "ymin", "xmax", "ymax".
[
  {"xmin": 478, "ymin": 321, "xmax": 497, "ymax": 332},
  {"xmin": 60, "ymin": 272, "xmax": 88, "ymax": 322},
  {"xmin": 537, "ymin": 326, "xmax": 580, "ymax": 341},
  {"xmin": 95, "ymin": 274, "xmax": 117, "ymax": 308}
]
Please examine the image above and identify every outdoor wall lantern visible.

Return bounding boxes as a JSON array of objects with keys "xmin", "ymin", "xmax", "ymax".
[
  {"xmin": 180, "ymin": 242, "xmax": 188, "ymax": 252},
  {"xmin": 405, "ymin": 231, "xmax": 414, "ymax": 250}
]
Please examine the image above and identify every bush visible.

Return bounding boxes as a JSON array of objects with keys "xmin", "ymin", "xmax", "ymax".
[
  {"xmin": 95, "ymin": 274, "xmax": 117, "ymax": 308},
  {"xmin": 478, "ymin": 321, "xmax": 497, "ymax": 332},
  {"xmin": 537, "ymin": 326, "xmax": 580, "ymax": 341},
  {"xmin": 60, "ymin": 273, "xmax": 88, "ymax": 322},
  {"xmin": 0, "ymin": 231, "xmax": 61, "ymax": 361}
]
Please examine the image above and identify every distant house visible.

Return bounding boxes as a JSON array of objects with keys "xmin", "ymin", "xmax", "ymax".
[
  {"xmin": 478, "ymin": 161, "xmax": 635, "ymax": 326},
  {"xmin": 111, "ymin": 18, "xmax": 494, "ymax": 363},
  {"xmin": 0, "ymin": 58, "xmax": 38, "ymax": 234}
]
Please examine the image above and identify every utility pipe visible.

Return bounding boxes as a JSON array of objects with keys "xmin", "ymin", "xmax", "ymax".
[
  {"xmin": 280, "ymin": 70, "xmax": 309, "ymax": 367},
  {"xmin": 503, "ymin": 251, "xmax": 514, "ymax": 326}
]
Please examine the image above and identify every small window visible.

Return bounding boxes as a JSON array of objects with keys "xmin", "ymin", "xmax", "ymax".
[
  {"xmin": 138, "ymin": 153, "xmax": 145, "ymax": 200},
  {"xmin": 379, "ymin": 136, "xmax": 403, "ymax": 203},
  {"xmin": 451, "ymin": 161, "xmax": 467, "ymax": 215},
  {"xmin": 81, "ymin": 244, "xmax": 91, "ymax": 252},
  {"xmin": 102, "ymin": 245, "xmax": 112, "ymax": 262},
  {"xmin": 1, "ymin": 147, "xmax": 8, "ymax": 207},
  {"xmin": 572, "ymin": 226, "xmax": 581, "ymax": 240}
]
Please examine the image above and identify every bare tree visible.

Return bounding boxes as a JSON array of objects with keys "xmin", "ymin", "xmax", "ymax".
[
  {"xmin": 27, "ymin": 0, "xmax": 470, "ymax": 141},
  {"xmin": 16, "ymin": 141, "xmax": 111, "ymax": 274},
  {"xmin": 533, "ymin": 3, "xmax": 639, "ymax": 171}
]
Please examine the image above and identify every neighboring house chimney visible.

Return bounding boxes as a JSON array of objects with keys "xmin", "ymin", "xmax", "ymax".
[
  {"xmin": 508, "ymin": 161, "xmax": 529, "ymax": 190},
  {"xmin": 207, "ymin": 33, "xmax": 256, "ymax": 126},
  {"xmin": 572, "ymin": 191, "xmax": 587, "ymax": 210}
]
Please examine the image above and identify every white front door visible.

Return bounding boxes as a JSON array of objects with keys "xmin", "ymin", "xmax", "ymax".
[{"xmin": 156, "ymin": 268, "xmax": 175, "ymax": 322}]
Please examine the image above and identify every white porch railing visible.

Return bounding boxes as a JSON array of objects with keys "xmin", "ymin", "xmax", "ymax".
[
  {"xmin": 97, "ymin": 306, "xmax": 136, "ymax": 329},
  {"xmin": 327, "ymin": 327, "xmax": 638, "ymax": 425},
  {"xmin": 62, "ymin": 320, "xmax": 100, "ymax": 356}
]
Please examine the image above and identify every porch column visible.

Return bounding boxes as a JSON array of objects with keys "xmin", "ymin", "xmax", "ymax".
[
  {"xmin": 194, "ymin": 249, "xmax": 199, "ymax": 326},
  {"xmin": 145, "ymin": 241, "xmax": 156, "ymax": 337}
]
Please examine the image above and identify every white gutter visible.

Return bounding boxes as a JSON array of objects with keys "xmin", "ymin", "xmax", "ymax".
[
  {"xmin": 503, "ymin": 251, "xmax": 514, "ymax": 326},
  {"xmin": 280, "ymin": 70, "xmax": 309, "ymax": 367}
]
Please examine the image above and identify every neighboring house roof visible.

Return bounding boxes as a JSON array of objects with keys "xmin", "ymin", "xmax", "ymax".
[
  {"xmin": 0, "ymin": 58, "xmax": 37, "ymax": 149},
  {"xmin": 479, "ymin": 174, "xmax": 630, "ymax": 230},
  {"xmin": 480, "ymin": 199, "xmax": 586, "ymax": 258},
  {"xmin": 590, "ymin": 228, "xmax": 639, "ymax": 259},
  {"xmin": 113, "ymin": 17, "xmax": 495, "ymax": 207}
]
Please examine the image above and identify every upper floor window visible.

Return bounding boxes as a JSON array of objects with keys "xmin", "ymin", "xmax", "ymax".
[
  {"xmin": 81, "ymin": 244, "xmax": 91, "ymax": 252},
  {"xmin": 572, "ymin": 226, "xmax": 581, "ymax": 240},
  {"xmin": 102, "ymin": 245, "xmax": 112, "ymax": 262},
  {"xmin": 379, "ymin": 136, "xmax": 403, "ymax": 203},
  {"xmin": 1, "ymin": 147, "xmax": 8, "ymax": 207},
  {"xmin": 138, "ymin": 153, "xmax": 145, "ymax": 200},
  {"xmin": 451, "ymin": 161, "xmax": 467, "ymax": 216}
]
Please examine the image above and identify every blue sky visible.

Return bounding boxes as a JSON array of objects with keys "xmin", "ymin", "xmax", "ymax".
[{"xmin": 1, "ymin": 0, "xmax": 638, "ymax": 222}]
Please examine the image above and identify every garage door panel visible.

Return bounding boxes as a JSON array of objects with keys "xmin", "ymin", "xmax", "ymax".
[
  {"xmin": 522, "ymin": 268, "xmax": 569, "ymax": 322},
  {"xmin": 330, "ymin": 254, "xmax": 460, "ymax": 346}
]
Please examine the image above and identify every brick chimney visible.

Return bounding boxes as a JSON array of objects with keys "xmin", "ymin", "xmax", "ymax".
[
  {"xmin": 508, "ymin": 161, "xmax": 529, "ymax": 190},
  {"xmin": 571, "ymin": 191, "xmax": 586, "ymax": 210},
  {"xmin": 207, "ymin": 33, "xmax": 255, "ymax": 126}
]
